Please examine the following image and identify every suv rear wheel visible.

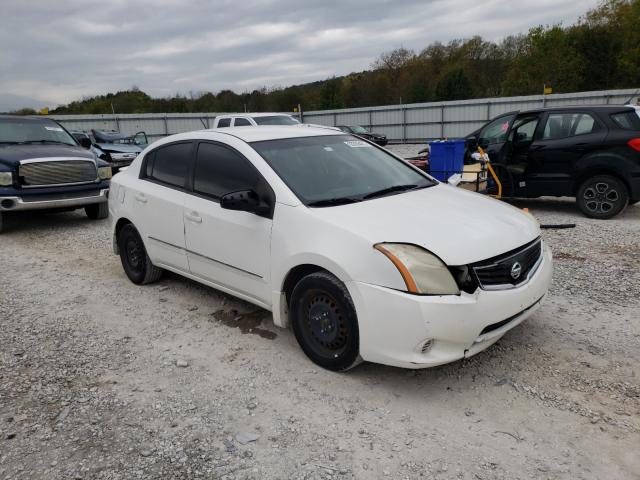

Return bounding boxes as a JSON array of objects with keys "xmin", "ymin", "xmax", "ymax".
[
  {"xmin": 577, "ymin": 175, "xmax": 628, "ymax": 219},
  {"xmin": 290, "ymin": 271, "xmax": 361, "ymax": 371},
  {"xmin": 117, "ymin": 224, "xmax": 163, "ymax": 284}
]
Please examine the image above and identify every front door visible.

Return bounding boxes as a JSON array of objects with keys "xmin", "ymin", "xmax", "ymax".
[
  {"xmin": 183, "ymin": 141, "xmax": 273, "ymax": 305},
  {"xmin": 526, "ymin": 111, "xmax": 607, "ymax": 197}
]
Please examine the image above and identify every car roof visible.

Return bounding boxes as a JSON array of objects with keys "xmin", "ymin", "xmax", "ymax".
[
  {"xmin": 218, "ymin": 112, "xmax": 294, "ymax": 118},
  {"xmin": 200, "ymin": 125, "xmax": 347, "ymax": 142},
  {"xmin": 0, "ymin": 115, "xmax": 59, "ymax": 123},
  {"xmin": 518, "ymin": 105, "xmax": 634, "ymax": 115}
]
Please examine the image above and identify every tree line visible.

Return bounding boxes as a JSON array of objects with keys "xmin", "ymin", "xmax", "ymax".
[{"xmin": 21, "ymin": 0, "xmax": 640, "ymax": 116}]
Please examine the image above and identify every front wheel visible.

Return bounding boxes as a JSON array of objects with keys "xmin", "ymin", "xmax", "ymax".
[
  {"xmin": 290, "ymin": 271, "xmax": 361, "ymax": 371},
  {"xmin": 85, "ymin": 202, "xmax": 109, "ymax": 220},
  {"xmin": 576, "ymin": 175, "xmax": 628, "ymax": 219},
  {"xmin": 117, "ymin": 224, "xmax": 163, "ymax": 284}
]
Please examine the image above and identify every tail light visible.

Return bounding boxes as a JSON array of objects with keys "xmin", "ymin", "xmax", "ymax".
[{"xmin": 628, "ymin": 138, "xmax": 640, "ymax": 152}]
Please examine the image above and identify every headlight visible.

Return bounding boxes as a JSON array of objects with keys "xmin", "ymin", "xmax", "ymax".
[
  {"xmin": 98, "ymin": 166, "xmax": 112, "ymax": 180},
  {"xmin": 374, "ymin": 243, "xmax": 460, "ymax": 295},
  {"xmin": 0, "ymin": 171, "xmax": 13, "ymax": 186}
]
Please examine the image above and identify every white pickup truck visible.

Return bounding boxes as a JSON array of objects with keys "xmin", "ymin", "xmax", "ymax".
[{"xmin": 212, "ymin": 113, "xmax": 301, "ymax": 128}]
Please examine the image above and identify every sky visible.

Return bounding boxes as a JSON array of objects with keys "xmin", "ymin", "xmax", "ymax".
[{"xmin": 0, "ymin": 0, "xmax": 600, "ymax": 110}]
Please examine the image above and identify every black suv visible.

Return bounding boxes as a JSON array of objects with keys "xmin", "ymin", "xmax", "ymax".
[
  {"xmin": 0, "ymin": 116, "xmax": 112, "ymax": 232},
  {"xmin": 467, "ymin": 105, "xmax": 640, "ymax": 219}
]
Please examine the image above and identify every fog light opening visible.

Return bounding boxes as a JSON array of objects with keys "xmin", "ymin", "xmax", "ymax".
[
  {"xmin": 1, "ymin": 199, "xmax": 15, "ymax": 209},
  {"xmin": 420, "ymin": 339, "xmax": 434, "ymax": 354}
]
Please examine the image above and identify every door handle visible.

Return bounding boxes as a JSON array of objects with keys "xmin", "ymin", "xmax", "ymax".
[
  {"xmin": 134, "ymin": 193, "xmax": 147, "ymax": 204},
  {"xmin": 185, "ymin": 211, "xmax": 202, "ymax": 223}
]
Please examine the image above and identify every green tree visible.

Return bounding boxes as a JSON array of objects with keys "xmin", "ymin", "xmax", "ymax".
[{"xmin": 436, "ymin": 69, "xmax": 474, "ymax": 100}]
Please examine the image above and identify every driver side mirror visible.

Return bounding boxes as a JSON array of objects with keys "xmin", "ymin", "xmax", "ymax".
[
  {"xmin": 220, "ymin": 190, "xmax": 270, "ymax": 217},
  {"xmin": 78, "ymin": 137, "xmax": 92, "ymax": 149}
]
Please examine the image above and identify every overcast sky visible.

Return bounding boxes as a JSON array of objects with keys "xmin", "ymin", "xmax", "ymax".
[{"xmin": 0, "ymin": 0, "xmax": 600, "ymax": 110}]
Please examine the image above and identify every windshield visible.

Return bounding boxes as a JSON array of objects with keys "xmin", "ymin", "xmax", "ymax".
[
  {"xmin": 253, "ymin": 115, "xmax": 300, "ymax": 126},
  {"xmin": 0, "ymin": 118, "xmax": 77, "ymax": 146},
  {"xmin": 251, "ymin": 135, "xmax": 435, "ymax": 206},
  {"xmin": 352, "ymin": 126, "xmax": 368, "ymax": 134}
]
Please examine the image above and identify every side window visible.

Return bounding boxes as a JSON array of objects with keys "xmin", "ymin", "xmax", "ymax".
[
  {"xmin": 193, "ymin": 143, "xmax": 259, "ymax": 199},
  {"xmin": 611, "ymin": 111, "xmax": 640, "ymax": 130},
  {"xmin": 233, "ymin": 117, "xmax": 252, "ymax": 127},
  {"xmin": 542, "ymin": 113, "xmax": 598, "ymax": 140},
  {"xmin": 145, "ymin": 142, "xmax": 192, "ymax": 188},
  {"xmin": 511, "ymin": 117, "xmax": 539, "ymax": 143},
  {"xmin": 217, "ymin": 118, "xmax": 231, "ymax": 128},
  {"xmin": 479, "ymin": 114, "xmax": 516, "ymax": 146}
]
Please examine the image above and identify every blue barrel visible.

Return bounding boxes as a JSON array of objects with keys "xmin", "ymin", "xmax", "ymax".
[{"xmin": 428, "ymin": 140, "xmax": 465, "ymax": 181}]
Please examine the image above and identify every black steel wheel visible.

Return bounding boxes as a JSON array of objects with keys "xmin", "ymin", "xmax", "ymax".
[
  {"xmin": 577, "ymin": 175, "xmax": 628, "ymax": 219},
  {"xmin": 290, "ymin": 271, "xmax": 360, "ymax": 371},
  {"xmin": 117, "ymin": 223, "xmax": 162, "ymax": 284}
]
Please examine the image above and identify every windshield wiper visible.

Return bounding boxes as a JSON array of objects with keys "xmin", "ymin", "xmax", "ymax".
[
  {"xmin": 362, "ymin": 184, "xmax": 425, "ymax": 200},
  {"xmin": 20, "ymin": 140, "xmax": 70, "ymax": 145},
  {"xmin": 307, "ymin": 197, "xmax": 362, "ymax": 207}
]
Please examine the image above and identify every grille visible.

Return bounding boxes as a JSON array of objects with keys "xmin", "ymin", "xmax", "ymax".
[
  {"xmin": 471, "ymin": 238, "xmax": 542, "ymax": 290},
  {"xmin": 19, "ymin": 160, "xmax": 98, "ymax": 187}
]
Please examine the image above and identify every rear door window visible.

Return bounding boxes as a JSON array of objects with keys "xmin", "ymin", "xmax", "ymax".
[
  {"xmin": 145, "ymin": 142, "xmax": 193, "ymax": 188},
  {"xmin": 233, "ymin": 117, "xmax": 252, "ymax": 127},
  {"xmin": 193, "ymin": 142, "xmax": 259, "ymax": 199},
  {"xmin": 217, "ymin": 118, "xmax": 231, "ymax": 128},
  {"xmin": 542, "ymin": 113, "xmax": 599, "ymax": 140}
]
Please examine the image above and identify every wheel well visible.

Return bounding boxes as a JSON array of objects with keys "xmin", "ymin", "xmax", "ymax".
[
  {"xmin": 573, "ymin": 169, "xmax": 630, "ymax": 196},
  {"xmin": 282, "ymin": 264, "xmax": 329, "ymax": 305},
  {"xmin": 115, "ymin": 217, "xmax": 133, "ymax": 238}
]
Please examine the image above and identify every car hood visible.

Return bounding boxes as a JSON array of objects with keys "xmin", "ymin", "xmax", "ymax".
[
  {"xmin": 94, "ymin": 143, "xmax": 142, "ymax": 154},
  {"xmin": 0, "ymin": 144, "xmax": 95, "ymax": 167},
  {"xmin": 310, "ymin": 184, "xmax": 540, "ymax": 265}
]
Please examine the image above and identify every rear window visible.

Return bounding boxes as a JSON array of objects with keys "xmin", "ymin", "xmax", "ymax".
[
  {"xmin": 253, "ymin": 115, "xmax": 299, "ymax": 126},
  {"xmin": 611, "ymin": 111, "xmax": 640, "ymax": 130},
  {"xmin": 217, "ymin": 118, "xmax": 231, "ymax": 128}
]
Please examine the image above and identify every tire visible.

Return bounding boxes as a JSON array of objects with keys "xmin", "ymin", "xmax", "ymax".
[
  {"xmin": 117, "ymin": 223, "xmax": 163, "ymax": 284},
  {"xmin": 576, "ymin": 175, "xmax": 628, "ymax": 219},
  {"xmin": 290, "ymin": 271, "xmax": 361, "ymax": 371},
  {"xmin": 85, "ymin": 202, "xmax": 109, "ymax": 220}
]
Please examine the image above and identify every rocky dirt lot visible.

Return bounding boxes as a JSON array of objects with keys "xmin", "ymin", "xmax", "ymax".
[{"xmin": 1, "ymin": 154, "xmax": 639, "ymax": 479}]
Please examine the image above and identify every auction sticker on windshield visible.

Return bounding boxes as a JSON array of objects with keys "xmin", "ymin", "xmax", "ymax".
[
  {"xmin": 44, "ymin": 126, "xmax": 64, "ymax": 132},
  {"xmin": 344, "ymin": 140, "xmax": 372, "ymax": 148}
]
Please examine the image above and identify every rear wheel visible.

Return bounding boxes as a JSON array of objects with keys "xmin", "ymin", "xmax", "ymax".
[
  {"xmin": 85, "ymin": 202, "xmax": 109, "ymax": 220},
  {"xmin": 577, "ymin": 175, "xmax": 628, "ymax": 219},
  {"xmin": 290, "ymin": 271, "xmax": 361, "ymax": 371},
  {"xmin": 117, "ymin": 224, "xmax": 163, "ymax": 284}
]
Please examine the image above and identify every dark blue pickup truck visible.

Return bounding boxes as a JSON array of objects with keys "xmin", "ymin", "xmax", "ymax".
[{"xmin": 0, "ymin": 116, "xmax": 112, "ymax": 233}]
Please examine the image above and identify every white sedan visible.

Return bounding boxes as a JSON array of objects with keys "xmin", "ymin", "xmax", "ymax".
[{"xmin": 108, "ymin": 126, "xmax": 552, "ymax": 371}]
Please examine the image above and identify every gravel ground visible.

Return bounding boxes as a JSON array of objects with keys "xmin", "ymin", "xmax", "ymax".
[{"xmin": 1, "ymin": 146, "xmax": 639, "ymax": 479}]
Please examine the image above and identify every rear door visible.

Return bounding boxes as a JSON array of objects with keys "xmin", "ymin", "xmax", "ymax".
[
  {"xmin": 183, "ymin": 141, "xmax": 273, "ymax": 304},
  {"xmin": 526, "ymin": 111, "xmax": 606, "ymax": 196},
  {"xmin": 131, "ymin": 142, "xmax": 194, "ymax": 271}
]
